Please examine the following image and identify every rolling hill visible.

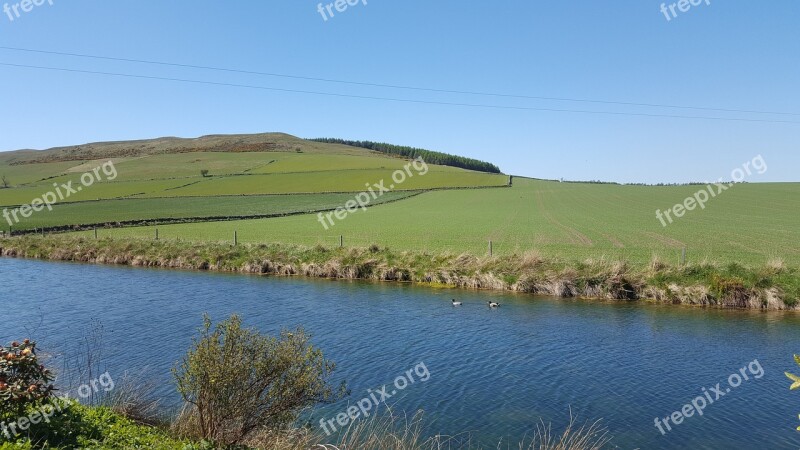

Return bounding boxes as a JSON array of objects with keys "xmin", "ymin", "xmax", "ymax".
[
  {"xmin": 1, "ymin": 133, "xmax": 798, "ymax": 268},
  {"xmin": 0, "ymin": 133, "xmax": 508, "ymax": 231}
]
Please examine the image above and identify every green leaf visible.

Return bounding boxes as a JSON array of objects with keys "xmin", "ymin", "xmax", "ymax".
[{"xmin": 787, "ymin": 372, "xmax": 800, "ymax": 390}]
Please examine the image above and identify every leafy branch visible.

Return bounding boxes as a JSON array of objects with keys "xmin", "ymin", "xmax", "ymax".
[{"xmin": 785, "ymin": 354, "xmax": 800, "ymax": 431}]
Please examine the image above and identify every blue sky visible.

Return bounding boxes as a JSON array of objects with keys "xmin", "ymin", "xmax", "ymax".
[{"xmin": 0, "ymin": 0, "xmax": 797, "ymax": 183}]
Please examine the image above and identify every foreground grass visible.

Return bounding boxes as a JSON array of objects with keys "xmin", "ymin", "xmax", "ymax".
[
  {"xmin": 0, "ymin": 400, "xmax": 195, "ymax": 450},
  {"xmin": 0, "ymin": 403, "xmax": 610, "ymax": 450},
  {"xmin": 1, "ymin": 235, "xmax": 797, "ymax": 309}
]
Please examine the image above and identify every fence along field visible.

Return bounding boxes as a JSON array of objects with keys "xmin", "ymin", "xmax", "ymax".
[{"xmin": 85, "ymin": 178, "xmax": 800, "ymax": 267}]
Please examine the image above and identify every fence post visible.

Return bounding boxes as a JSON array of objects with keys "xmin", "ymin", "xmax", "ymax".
[
  {"xmin": 155, "ymin": 228, "xmax": 159, "ymax": 240},
  {"xmin": 489, "ymin": 240, "xmax": 493, "ymax": 257},
  {"xmin": 234, "ymin": 230, "xmax": 238, "ymax": 246},
  {"xmin": 94, "ymin": 228, "xmax": 98, "ymax": 239},
  {"xmin": 681, "ymin": 247, "xmax": 687, "ymax": 265},
  {"xmin": 339, "ymin": 235, "xmax": 343, "ymax": 248}
]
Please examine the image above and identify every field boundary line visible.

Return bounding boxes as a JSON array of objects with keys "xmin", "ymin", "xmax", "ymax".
[
  {"xmin": 5, "ymin": 191, "xmax": 428, "ymax": 235},
  {"xmin": 0, "ymin": 184, "xmax": 511, "ymax": 209},
  {"xmin": 17, "ymin": 167, "xmax": 501, "ymax": 187}
]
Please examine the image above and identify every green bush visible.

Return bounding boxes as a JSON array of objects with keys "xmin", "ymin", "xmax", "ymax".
[{"xmin": 173, "ymin": 315, "xmax": 345, "ymax": 446}]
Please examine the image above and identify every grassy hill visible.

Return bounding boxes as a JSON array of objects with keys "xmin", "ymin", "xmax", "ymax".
[
  {"xmin": 0, "ymin": 133, "xmax": 508, "ymax": 230},
  {"xmin": 1, "ymin": 133, "xmax": 798, "ymax": 268},
  {"xmin": 0, "ymin": 133, "xmax": 379, "ymax": 164}
]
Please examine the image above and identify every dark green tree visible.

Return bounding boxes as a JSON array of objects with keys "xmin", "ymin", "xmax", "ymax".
[{"xmin": 310, "ymin": 138, "xmax": 502, "ymax": 173}]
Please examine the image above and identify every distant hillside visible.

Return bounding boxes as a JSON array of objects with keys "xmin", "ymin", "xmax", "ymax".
[
  {"xmin": 0, "ymin": 131, "xmax": 509, "ymax": 231},
  {"xmin": 0, "ymin": 133, "xmax": 379, "ymax": 165},
  {"xmin": 309, "ymin": 138, "xmax": 502, "ymax": 174},
  {"xmin": 0, "ymin": 135, "xmax": 503, "ymax": 176}
]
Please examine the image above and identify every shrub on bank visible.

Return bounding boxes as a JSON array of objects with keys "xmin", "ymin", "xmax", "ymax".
[
  {"xmin": 172, "ymin": 315, "xmax": 346, "ymax": 447},
  {"xmin": 0, "ymin": 339, "xmax": 193, "ymax": 450},
  {"xmin": 0, "ymin": 340, "xmax": 54, "ymax": 421}
]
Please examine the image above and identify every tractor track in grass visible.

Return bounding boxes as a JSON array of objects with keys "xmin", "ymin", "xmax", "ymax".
[
  {"xmin": 642, "ymin": 231, "xmax": 685, "ymax": 248},
  {"xmin": 598, "ymin": 232, "xmax": 625, "ymax": 248},
  {"xmin": 534, "ymin": 189, "xmax": 593, "ymax": 246}
]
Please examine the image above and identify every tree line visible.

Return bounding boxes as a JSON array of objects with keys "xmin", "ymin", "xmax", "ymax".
[{"xmin": 309, "ymin": 138, "xmax": 502, "ymax": 174}]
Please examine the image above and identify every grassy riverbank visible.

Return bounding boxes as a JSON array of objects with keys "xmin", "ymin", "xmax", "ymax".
[
  {"xmin": 0, "ymin": 400, "xmax": 609, "ymax": 450},
  {"xmin": 1, "ymin": 236, "xmax": 797, "ymax": 310}
]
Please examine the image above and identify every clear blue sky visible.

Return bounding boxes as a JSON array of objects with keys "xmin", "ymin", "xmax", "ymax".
[{"xmin": 0, "ymin": 0, "xmax": 798, "ymax": 183}]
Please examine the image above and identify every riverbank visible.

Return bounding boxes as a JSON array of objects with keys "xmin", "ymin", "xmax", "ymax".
[
  {"xmin": 0, "ymin": 389, "xmax": 609, "ymax": 450},
  {"xmin": 1, "ymin": 236, "xmax": 797, "ymax": 310}
]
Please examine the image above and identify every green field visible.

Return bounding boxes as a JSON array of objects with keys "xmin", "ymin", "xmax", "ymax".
[
  {"xmin": 1, "ymin": 133, "xmax": 797, "ymax": 268},
  {"xmin": 0, "ymin": 170, "xmax": 500, "ymax": 206},
  {"xmin": 0, "ymin": 191, "xmax": 421, "ymax": 230},
  {"xmin": 85, "ymin": 178, "xmax": 799, "ymax": 266}
]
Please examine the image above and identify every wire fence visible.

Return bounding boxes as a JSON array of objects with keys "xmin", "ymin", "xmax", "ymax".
[{"xmin": 26, "ymin": 226, "xmax": 778, "ymax": 267}]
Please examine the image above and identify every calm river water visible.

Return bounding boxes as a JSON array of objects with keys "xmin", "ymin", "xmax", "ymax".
[{"xmin": 2, "ymin": 257, "xmax": 799, "ymax": 449}]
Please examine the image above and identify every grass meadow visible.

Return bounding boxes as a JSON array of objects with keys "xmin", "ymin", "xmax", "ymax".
[
  {"xmin": 1, "ymin": 139, "xmax": 797, "ymax": 269},
  {"xmin": 78, "ymin": 178, "xmax": 800, "ymax": 267},
  {"xmin": 0, "ymin": 192, "xmax": 421, "ymax": 230}
]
